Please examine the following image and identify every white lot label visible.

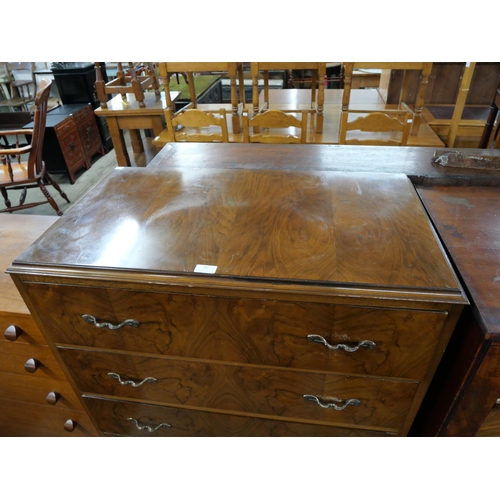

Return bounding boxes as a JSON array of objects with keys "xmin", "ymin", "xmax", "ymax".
[{"xmin": 194, "ymin": 264, "xmax": 217, "ymax": 274}]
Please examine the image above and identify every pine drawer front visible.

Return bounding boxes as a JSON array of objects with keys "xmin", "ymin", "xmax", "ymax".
[
  {"xmin": 0, "ymin": 341, "xmax": 68, "ymax": 380},
  {"xmin": 0, "ymin": 398, "xmax": 96, "ymax": 437},
  {"xmin": 0, "ymin": 371, "xmax": 82, "ymax": 409},
  {"xmin": 84, "ymin": 397, "xmax": 397, "ymax": 437},
  {"xmin": 59, "ymin": 348, "xmax": 417, "ymax": 431},
  {"xmin": 1, "ymin": 314, "xmax": 47, "ymax": 346},
  {"xmin": 25, "ymin": 283, "xmax": 448, "ymax": 380}
]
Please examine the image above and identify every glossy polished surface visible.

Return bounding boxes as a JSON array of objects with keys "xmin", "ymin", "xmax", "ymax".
[{"xmin": 15, "ymin": 168, "xmax": 459, "ymax": 292}]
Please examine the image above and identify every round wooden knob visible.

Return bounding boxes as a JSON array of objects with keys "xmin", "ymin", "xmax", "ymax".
[
  {"xmin": 4, "ymin": 325, "xmax": 23, "ymax": 341},
  {"xmin": 64, "ymin": 419, "xmax": 76, "ymax": 432},
  {"xmin": 24, "ymin": 358, "xmax": 40, "ymax": 373},
  {"xmin": 46, "ymin": 391, "xmax": 60, "ymax": 405}
]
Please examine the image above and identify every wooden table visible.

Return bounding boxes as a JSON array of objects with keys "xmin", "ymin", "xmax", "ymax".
[
  {"xmin": 149, "ymin": 143, "xmax": 500, "ymax": 187},
  {"xmin": 94, "ymin": 90, "xmax": 180, "ymax": 166},
  {"xmin": 410, "ymin": 186, "xmax": 500, "ymax": 436}
]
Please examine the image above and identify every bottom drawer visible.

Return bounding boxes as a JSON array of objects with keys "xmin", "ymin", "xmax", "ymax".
[
  {"xmin": 84, "ymin": 397, "xmax": 397, "ymax": 437},
  {"xmin": 0, "ymin": 398, "xmax": 98, "ymax": 437}
]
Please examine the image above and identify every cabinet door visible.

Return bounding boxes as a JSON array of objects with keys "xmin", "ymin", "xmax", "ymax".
[{"xmin": 73, "ymin": 105, "xmax": 104, "ymax": 163}]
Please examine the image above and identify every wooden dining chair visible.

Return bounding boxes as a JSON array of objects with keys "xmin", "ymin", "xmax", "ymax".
[
  {"xmin": 339, "ymin": 109, "xmax": 413, "ymax": 146},
  {"xmin": 0, "ymin": 62, "xmax": 37, "ymax": 111},
  {"xmin": 250, "ymin": 62, "xmax": 327, "ymax": 133},
  {"xmin": 95, "ymin": 62, "xmax": 160, "ymax": 109},
  {"xmin": 479, "ymin": 75, "xmax": 500, "ymax": 149},
  {"xmin": 158, "ymin": 62, "xmax": 245, "ymax": 133},
  {"xmin": 165, "ymin": 108, "xmax": 229, "ymax": 143},
  {"xmin": 0, "ymin": 79, "xmax": 70, "ymax": 215},
  {"xmin": 342, "ymin": 62, "xmax": 433, "ymax": 135},
  {"xmin": 242, "ymin": 109, "xmax": 307, "ymax": 143}
]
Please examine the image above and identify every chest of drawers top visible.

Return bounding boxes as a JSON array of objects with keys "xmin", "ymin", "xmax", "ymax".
[{"xmin": 9, "ymin": 167, "xmax": 465, "ymax": 305}]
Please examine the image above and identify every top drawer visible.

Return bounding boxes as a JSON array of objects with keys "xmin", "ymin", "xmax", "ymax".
[{"xmin": 23, "ymin": 283, "xmax": 448, "ymax": 380}]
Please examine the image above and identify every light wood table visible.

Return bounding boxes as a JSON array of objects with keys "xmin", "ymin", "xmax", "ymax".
[{"xmin": 94, "ymin": 90, "xmax": 180, "ymax": 166}]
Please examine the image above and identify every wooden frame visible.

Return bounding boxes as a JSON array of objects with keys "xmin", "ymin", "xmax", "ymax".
[
  {"xmin": 242, "ymin": 109, "xmax": 307, "ymax": 144},
  {"xmin": 165, "ymin": 108, "xmax": 229, "ymax": 143},
  {"xmin": 158, "ymin": 63, "xmax": 245, "ymax": 134},
  {"xmin": 250, "ymin": 62, "xmax": 326, "ymax": 134},
  {"xmin": 342, "ymin": 63, "xmax": 433, "ymax": 135},
  {"xmin": 95, "ymin": 62, "xmax": 160, "ymax": 109}
]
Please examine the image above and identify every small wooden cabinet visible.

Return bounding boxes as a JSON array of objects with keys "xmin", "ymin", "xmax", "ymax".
[
  {"xmin": 0, "ymin": 215, "xmax": 98, "ymax": 437},
  {"xmin": 8, "ymin": 168, "xmax": 467, "ymax": 437}
]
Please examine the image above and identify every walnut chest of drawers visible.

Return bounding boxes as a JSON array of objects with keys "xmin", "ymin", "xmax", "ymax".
[
  {"xmin": 8, "ymin": 168, "xmax": 467, "ymax": 437},
  {"xmin": 0, "ymin": 215, "xmax": 98, "ymax": 437}
]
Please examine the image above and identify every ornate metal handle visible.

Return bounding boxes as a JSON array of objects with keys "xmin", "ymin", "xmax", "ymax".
[
  {"xmin": 307, "ymin": 334, "xmax": 376, "ymax": 352},
  {"xmin": 303, "ymin": 394, "xmax": 361, "ymax": 411},
  {"xmin": 107, "ymin": 372, "xmax": 158, "ymax": 387},
  {"xmin": 127, "ymin": 418, "xmax": 171, "ymax": 433},
  {"xmin": 82, "ymin": 314, "xmax": 139, "ymax": 330}
]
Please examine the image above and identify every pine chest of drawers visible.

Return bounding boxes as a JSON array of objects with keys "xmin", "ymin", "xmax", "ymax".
[
  {"xmin": 0, "ymin": 215, "xmax": 98, "ymax": 437},
  {"xmin": 8, "ymin": 167, "xmax": 467, "ymax": 437}
]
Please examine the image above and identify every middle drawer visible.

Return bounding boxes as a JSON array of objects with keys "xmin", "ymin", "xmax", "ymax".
[
  {"xmin": 25, "ymin": 283, "xmax": 448, "ymax": 379},
  {"xmin": 59, "ymin": 347, "xmax": 417, "ymax": 431}
]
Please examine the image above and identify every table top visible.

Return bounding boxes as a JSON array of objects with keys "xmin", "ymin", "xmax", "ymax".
[
  {"xmin": 260, "ymin": 88, "xmax": 386, "ymax": 106},
  {"xmin": 417, "ymin": 186, "xmax": 500, "ymax": 338},
  {"xmin": 11, "ymin": 167, "xmax": 464, "ymax": 306},
  {"xmin": 0, "ymin": 214, "xmax": 58, "ymax": 315},
  {"xmin": 94, "ymin": 91, "xmax": 181, "ymax": 117},
  {"xmin": 149, "ymin": 143, "xmax": 500, "ymax": 187}
]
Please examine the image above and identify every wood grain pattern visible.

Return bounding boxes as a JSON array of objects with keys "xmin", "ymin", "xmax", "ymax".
[
  {"xmin": 13, "ymin": 168, "xmax": 460, "ymax": 294},
  {"xmin": 85, "ymin": 397, "xmax": 396, "ymax": 437},
  {"xmin": 59, "ymin": 347, "xmax": 417, "ymax": 431},
  {"xmin": 25, "ymin": 283, "xmax": 448, "ymax": 379},
  {"xmin": 477, "ymin": 404, "xmax": 500, "ymax": 436}
]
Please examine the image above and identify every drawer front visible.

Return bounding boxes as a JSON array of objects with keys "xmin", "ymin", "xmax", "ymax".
[
  {"xmin": 0, "ymin": 313, "xmax": 47, "ymax": 346},
  {"xmin": 0, "ymin": 371, "xmax": 83, "ymax": 409},
  {"xmin": 73, "ymin": 107, "xmax": 103, "ymax": 158},
  {"xmin": 60, "ymin": 348, "xmax": 417, "ymax": 431},
  {"xmin": 85, "ymin": 397, "xmax": 396, "ymax": 437},
  {"xmin": 0, "ymin": 398, "xmax": 97, "ymax": 437},
  {"xmin": 0, "ymin": 341, "xmax": 68, "ymax": 380},
  {"xmin": 54, "ymin": 117, "xmax": 87, "ymax": 169},
  {"xmin": 25, "ymin": 283, "xmax": 448, "ymax": 379}
]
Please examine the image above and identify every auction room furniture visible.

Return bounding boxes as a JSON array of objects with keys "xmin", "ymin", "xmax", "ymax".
[
  {"xmin": 411, "ymin": 185, "xmax": 500, "ymax": 436},
  {"xmin": 9, "ymin": 151, "xmax": 466, "ymax": 436},
  {"xmin": 479, "ymin": 75, "xmax": 500, "ymax": 149},
  {"xmin": 339, "ymin": 109, "xmax": 413, "ymax": 145},
  {"xmin": 51, "ymin": 62, "xmax": 112, "ymax": 151},
  {"xmin": 0, "ymin": 214, "xmax": 98, "ymax": 436},
  {"xmin": 251, "ymin": 62, "xmax": 327, "ymax": 133},
  {"xmin": 164, "ymin": 108, "xmax": 229, "ymax": 142},
  {"xmin": 23, "ymin": 102, "xmax": 105, "ymax": 184},
  {"xmin": 95, "ymin": 62, "xmax": 160, "ymax": 109},
  {"xmin": 94, "ymin": 90, "xmax": 180, "ymax": 166},
  {"xmin": 242, "ymin": 109, "xmax": 307, "ymax": 143},
  {"xmin": 0, "ymin": 62, "xmax": 36, "ymax": 111},
  {"xmin": 343, "ymin": 63, "xmax": 433, "ymax": 135},
  {"xmin": 158, "ymin": 63, "xmax": 243, "ymax": 133},
  {"xmin": 445, "ymin": 63, "xmax": 477, "ymax": 148},
  {"xmin": 1, "ymin": 80, "xmax": 70, "ymax": 215}
]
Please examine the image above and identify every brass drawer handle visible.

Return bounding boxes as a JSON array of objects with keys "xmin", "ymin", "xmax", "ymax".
[
  {"xmin": 107, "ymin": 372, "xmax": 158, "ymax": 387},
  {"xmin": 127, "ymin": 418, "xmax": 171, "ymax": 433},
  {"xmin": 82, "ymin": 314, "xmax": 139, "ymax": 330},
  {"xmin": 307, "ymin": 334, "xmax": 376, "ymax": 352},
  {"xmin": 303, "ymin": 394, "xmax": 361, "ymax": 411}
]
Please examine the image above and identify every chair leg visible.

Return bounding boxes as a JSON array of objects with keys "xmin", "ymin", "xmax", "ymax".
[
  {"xmin": 1, "ymin": 187, "xmax": 12, "ymax": 209},
  {"xmin": 44, "ymin": 171, "xmax": 71, "ymax": 204},
  {"xmin": 37, "ymin": 180, "xmax": 63, "ymax": 216}
]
